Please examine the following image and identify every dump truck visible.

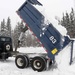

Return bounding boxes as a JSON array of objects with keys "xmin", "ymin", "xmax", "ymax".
[{"xmin": 15, "ymin": 0, "xmax": 74, "ymax": 72}]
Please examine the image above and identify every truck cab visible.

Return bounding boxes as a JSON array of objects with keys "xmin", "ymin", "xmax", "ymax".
[{"xmin": 0, "ymin": 36, "xmax": 13, "ymax": 59}]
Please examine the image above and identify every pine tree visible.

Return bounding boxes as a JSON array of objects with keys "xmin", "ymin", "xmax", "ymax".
[
  {"xmin": 6, "ymin": 17, "xmax": 11, "ymax": 37},
  {"xmin": 13, "ymin": 23, "xmax": 20, "ymax": 47},
  {"xmin": 0, "ymin": 19, "xmax": 7, "ymax": 36},
  {"xmin": 61, "ymin": 13, "xmax": 66, "ymax": 27},
  {"xmin": 70, "ymin": 8, "xmax": 75, "ymax": 37},
  {"xmin": 13, "ymin": 20, "xmax": 41, "ymax": 47},
  {"xmin": 1, "ymin": 19, "xmax": 5, "ymax": 31},
  {"xmin": 13, "ymin": 21, "xmax": 26, "ymax": 47},
  {"xmin": 65, "ymin": 12, "xmax": 71, "ymax": 36},
  {"xmin": 57, "ymin": 8, "xmax": 75, "ymax": 38}
]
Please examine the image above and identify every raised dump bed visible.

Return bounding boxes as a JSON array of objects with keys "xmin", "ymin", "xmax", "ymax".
[
  {"xmin": 17, "ymin": 0, "xmax": 70, "ymax": 60},
  {"xmin": 15, "ymin": 0, "xmax": 71, "ymax": 72}
]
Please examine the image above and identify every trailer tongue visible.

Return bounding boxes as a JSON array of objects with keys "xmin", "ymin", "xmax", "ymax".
[{"xmin": 15, "ymin": 0, "xmax": 74, "ymax": 71}]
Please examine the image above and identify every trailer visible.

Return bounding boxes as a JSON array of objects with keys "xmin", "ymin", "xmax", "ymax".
[{"xmin": 15, "ymin": 0, "xmax": 74, "ymax": 72}]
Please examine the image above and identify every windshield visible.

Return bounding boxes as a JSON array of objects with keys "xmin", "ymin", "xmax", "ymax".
[{"xmin": 0, "ymin": 37, "xmax": 11, "ymax": 42}]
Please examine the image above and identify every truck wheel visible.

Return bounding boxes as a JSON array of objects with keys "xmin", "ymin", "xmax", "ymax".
[
  {"xmin": 24, "ymin": 55, "xmax": 30, "ymax": 67},
  {"xmin": 15, "ymin": 55, "xmax": 28, "ymax": 69},
  {"xmin": 31, "ymin": 56, "xmax": 46, "ymax": 72},
  {"xmin": 4, "ymin": 43, "xmax": 12, "ymax": 51}
]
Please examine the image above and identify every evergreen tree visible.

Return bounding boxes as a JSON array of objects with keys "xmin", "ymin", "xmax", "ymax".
[
  {"xmin": 70, "ymin": 8, "xmax": 75, "ymax": 37},
  {"xmin": 57, "ymin": 8, "xmax": 75, "ymax": 38},
  {"xmin": 65, "ymin": 12, "xmax": 71, "ymax": 36},
  {"xmin": 1, "ymin": 19, "xmax": 5, "ymax": 31},
  {"xmin": 13, "ymin": 22, "xmax": 21, "ymax": 47},
  {"xmin": 13, "ymin": 20, "xmax": 41, "ymax": 47},
  {"xmin": 6, "ymin": 17, "xmax": 11, "ymax": 37},
  {"xmin": 13, "ymin": 21, "xmax": 26, "ymax": 47},
  {"xmin": 0, "ymin": 19, "xmax": 7, "ymax": 36},
  {"xmin": 0, "ymin": 18, "xmax": 12, "ymax": 37},
  {"xmin": 25, "ymin": 31, "xmax": 41, "ymax": 47}
]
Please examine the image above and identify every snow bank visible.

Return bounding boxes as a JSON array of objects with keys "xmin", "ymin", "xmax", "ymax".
[
  {"xmin": 17, "ymin": 47, "xmax": 46, "ymax": 53},
  {"xmin": 55, "ymin": 44, "xmax": 71, "ymax": 69},
  {"xmin": 54, "ymin": 41, "xmax": 75, "ymax": 75}
]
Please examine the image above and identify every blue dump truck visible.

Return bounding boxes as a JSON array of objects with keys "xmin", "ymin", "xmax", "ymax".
[{"xmin": 15, "ymin": 0, "xmax": 74, "ymax": 72}]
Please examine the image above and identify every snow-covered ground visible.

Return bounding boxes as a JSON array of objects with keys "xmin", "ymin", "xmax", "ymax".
[{"xmin": 0, "ymin": 46, "xmax": 75, "ymax": 75}]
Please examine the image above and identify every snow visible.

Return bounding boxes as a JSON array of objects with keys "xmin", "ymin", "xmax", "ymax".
[
  {"xmin": 0, "ymin": 46, "xmax": 75, "ymax": 75},
  {"xmin": 17, "ymin": 47, "xmax": 46, "ymax": 53}
]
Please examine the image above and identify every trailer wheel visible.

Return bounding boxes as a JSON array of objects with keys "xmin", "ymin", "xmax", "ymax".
[
  {"xmin": 31, "ymin": 56, "xmax": 46, "ymax": 72},
  {"xmin": 15, "ymin": 55, "xmax": 28, "ymax": 69}
]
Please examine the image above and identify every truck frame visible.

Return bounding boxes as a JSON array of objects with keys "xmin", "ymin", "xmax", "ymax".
[{"xmin": 15, "ymin": 0, "xmax": 74, "ymax": 72}]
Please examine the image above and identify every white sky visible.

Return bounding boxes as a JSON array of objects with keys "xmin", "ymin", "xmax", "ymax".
[{"xmin": 0, "ymin": 0, "xmax": 74, "ymax": 29}]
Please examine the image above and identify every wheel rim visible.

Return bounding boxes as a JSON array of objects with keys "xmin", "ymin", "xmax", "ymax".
[
  {"xmin": 6, "ymin": 44, "xmax": 10, "ymax": 51},
  {"xmin": 17, "ymin": 58, "xmax": 24, "ymax": 67},
  {"xmin": 33, "ymin": 60, "xmax": 42, "ymax": 70}
]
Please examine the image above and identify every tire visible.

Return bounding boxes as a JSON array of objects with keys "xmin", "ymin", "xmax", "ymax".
[
  {"xmin": 4, "ymin": 43, "xmax": 12, "ymax": 52},
  {"xmin": 24, "ymin": 55, "xmax": 30, "ymax": 67},
  {"xmin": 15, "ymin": 55, "xmax": 28, "ymax": 69},
  {"xmin": 31, "ymin": 56, "xmax": 46, "ymax": 72}
]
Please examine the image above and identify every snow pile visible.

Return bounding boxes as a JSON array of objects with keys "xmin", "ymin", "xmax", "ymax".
[
  {"xmin": 17, "ymin": 47, "xmax": 46, "ymax": 53},
  {"xmin": 55, "ymin": 44, "xmax": 71, "ymax": 70},
  {"xmin": 54, "ymin": 41, "xmax": 75, "ymax": 75}
]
